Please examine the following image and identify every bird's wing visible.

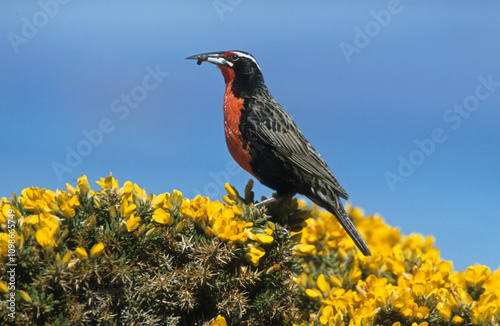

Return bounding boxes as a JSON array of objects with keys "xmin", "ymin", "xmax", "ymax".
[{"xmin": 249, "ymin": 99, "xmax": 349, "ymax": 199}]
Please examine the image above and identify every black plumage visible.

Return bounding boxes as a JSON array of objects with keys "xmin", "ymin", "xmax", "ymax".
[{"xmin": 188, "ymin": 50, "xmax": 371, "ymax": 256}]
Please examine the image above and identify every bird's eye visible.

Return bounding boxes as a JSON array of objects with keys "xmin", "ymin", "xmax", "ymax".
[{"xmin": 231, "ymin": 53, "xmax": 239, "ymax": 61}]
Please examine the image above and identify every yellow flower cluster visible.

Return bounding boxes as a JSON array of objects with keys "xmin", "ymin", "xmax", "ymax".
[
  {"xmin": 0, "ymin": 174, "xmax": 275, "ymax": 269},
  {"xmin": 94, "ymin": 174, "xmax": 273, "ymax": 264},
  {"xmin": 91, "ymin": 175, "xmax": 275, "ymax": 268},
  {"xmin": 293, "ymin": 204, "xmax": 500, "ymax": 326},
  {"xmin": 178, "ymin": 183, "xmax": 275, "ymax": 266},
  {"xmin": 2, "ymin": 175, "xmax": 499, "ymax": 325},
  {"xmin": 0, "ymin": 176, "xmax": 106, "ymax": 269},
  {"xmin": 0, "ymin": 181, "xmax": 81, "ymax": 254}
]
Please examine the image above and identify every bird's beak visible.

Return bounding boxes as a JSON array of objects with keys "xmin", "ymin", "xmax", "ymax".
[{"xmin": 186, "ymin": 52, "xmax": 228, "ymax": 66}]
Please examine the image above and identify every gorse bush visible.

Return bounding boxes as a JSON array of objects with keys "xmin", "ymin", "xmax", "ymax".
[{"xmin": 0, "ymin": 174, "xmax": 499, "ymax": 325}]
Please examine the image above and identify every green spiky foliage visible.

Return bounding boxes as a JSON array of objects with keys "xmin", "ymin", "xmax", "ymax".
[
  {"xmin": 0, "ymin": 176, "xmax": 303, "ymax": 325},
  {"xmin": 2, "ymin": 175, "xmax": 500, "ymax": 326}
]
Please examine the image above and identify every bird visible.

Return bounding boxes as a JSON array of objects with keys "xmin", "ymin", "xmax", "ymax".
[{"xmin": 186, "ymin": 50, "xmax": 371, "ymax": 256}]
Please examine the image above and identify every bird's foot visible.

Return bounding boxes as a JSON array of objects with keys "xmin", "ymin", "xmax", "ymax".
[
  {"xmin": 255, "ymin": 194, "xmax": 294, "ymax": 218},
  {"xmin": 254, "ymin": 196, "xmax": 280, "ymax": 207}
]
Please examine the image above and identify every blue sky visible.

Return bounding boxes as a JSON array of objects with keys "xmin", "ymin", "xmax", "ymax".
[{"xmin": 1, "ymin": 1, "xmax": 499, "ymax": 272}]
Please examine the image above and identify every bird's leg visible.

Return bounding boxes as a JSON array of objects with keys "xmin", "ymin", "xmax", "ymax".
[
  {"xmin": 255, "ymin": 193, "xmax": 294, "ymax": 217},
  {"xmin": 255, "ymin": 193, "xmax": 294, "ymax": 208},
  {"xmin": 254, "ymin": 195, "xmax": 281, "ymax": 207}
]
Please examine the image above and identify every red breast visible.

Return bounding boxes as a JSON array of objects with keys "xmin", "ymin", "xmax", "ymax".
[{"xmin": 219, "ymin": 66, "xmax": 258, "ymax": 180}]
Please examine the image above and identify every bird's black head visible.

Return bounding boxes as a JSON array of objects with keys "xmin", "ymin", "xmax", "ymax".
[{"xmin": 187, "ymin": 50, "xmax": 267, "ymax": 97}]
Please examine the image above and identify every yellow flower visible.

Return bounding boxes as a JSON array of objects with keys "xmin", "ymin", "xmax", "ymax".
[
  {"xmin": 244, "ymin": 244, "xmax": 266, "ymax": 266},
  {"xmin": 120, "ymin": 197, "xmax": 137, "ymax": 217},
  {"xmin": 171, "ymin": 189, "xmax": 183, "ymax": 208},
  {"xmin": 232, "ymin": 205, "xmax": 242, "ymax": 216},
  {"xmin": 35, "ymin": 227, "xmax": 57, "ymax": 248},
  {"xmin": 437, "ymin": 301, "xmax": 451, "ymax": 319},
  {"xmin": 1, "ymin": 203, "xmax": 20, "ymax": 223},
  {"xmin": 63, "ymin": 252, "xmax": 72, "ymax": 267},
  {"xmin": 412, "ymin": 283, "xmax": 426, "ymax": 297},
  {"xmin": 20, "ymin": 290, "xmax": 32, "ymax": 303},
  {"xmin": 255, "ymin": 233, "xmax": 274, "ymax": 244},
  {"xmin": 75, "ymin": 247, "xmax": 88, "ymax": 260},
  {"xmin": 350, "ymin": 206, "xmax": 364, "ymax": 220},
  {"xmin": 316, "ymin": 274, "xmax": 330, "ymax": 294},
  {"xmin": 205, "ymin": 226, "xmax": 214, "ymax": 237},
  {"xmin": 206, "ymin": 201, "xmax": 224, "ymax": 222},
  {"xmin": 118, "ymin": 181, "xmax": 133, "ymax": 197},
  {"xmin": 150, "ymin": 193, "xmax": 166, "ymax": 209},
  {"xmin": 348, "ymin": 263, "xmax": 362, "ymax": 285},
  {"xmin": 264, "ymin": 226, "xmax": 274, "ymax": 235},
  {"xmin": 222, "ymin": 195, "xmax": 235, "ymax": 205},
  {"xmin": 96, "ymin": 174, "xmax": 119, "ymax": 192},
  {"xmin": 125, "ymin": 214, "xmax": 141, "ymax": 232},
  {"xmin": 59, "ymin": 195, "xmax": 79, "ymax": 218},
  {"xmin": 66, "ymin": 183, "xmax": 76, "ymax": 195},
  {"xmin": 305, "ymin": 288, "xmax": 322, "ymax": 299},
  {"xmin": 181, "ymin": 205, "xmax": 195, "ymax": 219},
  {"xmin": 175, "ymin": 219, "xmax": 186, "ymax": 233},
  {"xmin": 145, "ymin": 227, "xmax": 156, "ymax": 238},
  {"xmin": 90, "ymin": 242, "xmax": 105, "ymax": 258},
  {"xmin": 77, "ymin": 175, "xmax": 90, "ymax": 195},
  {"xmin": 454, "ymin": 287, "xmax": 473, "ymax": 306},
  {"xmin": 293, "ymin": 244, "xmax": 317, "ymax": 255},
  {"xmin": 211, "ymin": 315, "xmax": 227, "ymax": 326},
  {"xmin": 0, "ymin": 281, "xmax": 7, "ymax": 293},
  {"xmin": 224, "ymin": 183, "xmax": 239, "ymax": 201},
  {"xmin": 416, "ymin": 306, "xmax": 429, "ymax": 319},
  {"xmin": 464, "ymin": 265, "xmax": 490, "ymax": 294},
  {"xmin": 132, "ymin": 184, "xmax": 148, "ymax": 202},
  {"xmin": 221, "ymin": 207, "xmax": 234, "ymax": 219},
  {"xmin": 152, "ymin": 208, "xmax": 173, "ymax": 225},
  {"xmin": 138, "ymin": 224, "xmax": 146, "ymax": 236}
]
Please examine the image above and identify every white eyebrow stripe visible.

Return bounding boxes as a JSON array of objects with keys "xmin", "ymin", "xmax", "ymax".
[{"xmin": 232, "ymin": 51, "xmax": 262, "ymax": 71}]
